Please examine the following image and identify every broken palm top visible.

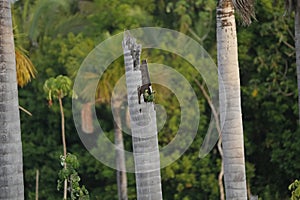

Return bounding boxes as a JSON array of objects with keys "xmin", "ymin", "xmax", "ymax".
[
  {"xmin": 122, "ymin": 31, "xmax": 155, "ymax": 104},
  {"xmin": 122, "ymin": 30, "xmax": 163, "ymax": 200},
  {"xmin": 139, "ymin": 60, "xmax": 155, "ymax": 104}
]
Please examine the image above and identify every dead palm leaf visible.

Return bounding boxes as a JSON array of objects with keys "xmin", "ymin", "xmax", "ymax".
[
  {"xmin": 232, "ymin": 0, "xmax": 256, "ymax": 25},
  {"xmin": 15, "ymin": 48, "xmax": 37, "ymax": 87}
]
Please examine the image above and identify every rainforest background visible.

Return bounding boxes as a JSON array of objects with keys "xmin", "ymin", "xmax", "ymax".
[{"xmin": 12, "ymin": 0, "xmax": 300, "ymax": 199}]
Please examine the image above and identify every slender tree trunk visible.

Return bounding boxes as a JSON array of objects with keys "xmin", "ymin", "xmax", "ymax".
[
  {"xmin": 217, "ymin": 0, "xmax": 247, "ymax": 199},
  {"xmin": 0, "ymin": 0, "xmax": 24, "ymax": 199},
  {"xmin": 58, "ymin": 96, "xmax": 67, "ymax": 200},
  {"xmin": 195, "ymin": 80, "xmax": 225, "ymax": 200},
  {"xmin": 123, "ymin": 33, "xmax": 163, "ymax": 200},
  {"xmin": 218, "ymin": 138, "xmax": 225, "ymax": 200},
  {"xmin": 113, "ymin": 102, "xmax": 128, "ymax": 200},
  {"xmin": 295, "ymin": 0, "xmax": 300, "ymax": 125},
  {"xmin": 35, "ymin": 169, "xmax": 39, "ymax": 200}
]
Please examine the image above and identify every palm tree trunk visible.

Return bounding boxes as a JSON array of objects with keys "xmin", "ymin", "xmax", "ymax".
[
  {"xmin": 217, "ymin": 0, "xmax": 247, "ymax": 199},
  {"xmin": 123, "ymin": 33, "xmax": 163, "ymax": 200},
  {"xmin": 113, "ymin": 102, "xmax": 128, "ymax": 200},
  {"xmin": 295, "ymin": 0, "xmax": 300, "ymax": 125},
  {"xmin": 0, "ymin": 0, "xmax": 24, "ymax": 199}
]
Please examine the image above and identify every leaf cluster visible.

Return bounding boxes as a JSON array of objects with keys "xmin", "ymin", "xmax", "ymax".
[
  {"xmin": 43, "ymin": 75, "xmax": 73, "ymax": 101},
  {"xmin": 289, "ymin": 180, "xmax": 300, "ymax": 200},
  {"xmin": 57, "ymin": 153, "xmax": 90, "ymax": 200}
]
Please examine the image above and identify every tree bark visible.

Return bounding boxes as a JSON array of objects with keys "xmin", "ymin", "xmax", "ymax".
[
  {"xmin": 81, "ymin": 102, "xmax": 94, "ymax": 134},
  {"xmin": 0, "ymin": 0, "xmax": 24, "ymax": 199},
  {"xmin": 123, "ymin": 33, "xmax": 163, "ymax": 200},
  {"xmin": 295, "ymin": 0, "xmax": 300, "ymax": 125},
  {"xmin": 217, "ymin": 0, "xmax": 248, "ymax": 199}
]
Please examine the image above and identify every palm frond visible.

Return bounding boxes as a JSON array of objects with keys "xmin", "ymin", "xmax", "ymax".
[
  {"xmin": 27, "ymin": 0, "xmax": 88, "ymax": 43},
  {"xmin": 232, "ymin": 0, "xmax": 256, "ymax": 25},
  {"xmin": 15, "ymin": 48, "xmax": 37, "ymax": 87},
  {"xmin": 49, "ymin": 14, "xmax": 89, "ymax": 37},
  {"xmin": 28, "ymin": 0, "xmax": 70, "ymax": 42}
]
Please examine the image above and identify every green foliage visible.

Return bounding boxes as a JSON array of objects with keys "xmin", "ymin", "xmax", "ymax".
[
  {"xmin": 43, "ymin": 74, "xmax": 88, "ymax": 200},
  {"xmin": 238, "ymin": 0, "xmax": 299, "ymax": 198},
  {"xmin": 57, "ymin": 153, "xmax": 90, "ymax": 200},
  {"xmin": 56, "ymin": 33, "xmax": 95, "ymax": 78},
  {"xmin": 29, "ymin": 0, "xmax": 85, "ymax": 43},
  {"xmin": 89, "ymin": 0, "xmax": 155, "ymax": 33},
  {"xmin": 289, "ymin": 180, "xmax": 300, "ymax": 200},
  {"xmin": 43, "ymin": 75, "xmax": 73, "ymax": 102},
  {"xmin": 14, "ymin": 0, "xmax": 300, "ymax": 199}
]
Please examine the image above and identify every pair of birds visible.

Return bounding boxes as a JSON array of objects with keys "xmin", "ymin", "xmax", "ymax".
[{"xmin": 143, "ymin": 88, "xmax": 155, "ymax": 103}]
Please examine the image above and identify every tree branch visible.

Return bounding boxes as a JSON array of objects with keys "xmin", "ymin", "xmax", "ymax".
[
  {"xmin": 19, "ymin": 105, "xmax": 32, "ymax": 116},
  {"xmin": 194, "ymin": 79, "xmax": 224, "ymax": 200}
]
